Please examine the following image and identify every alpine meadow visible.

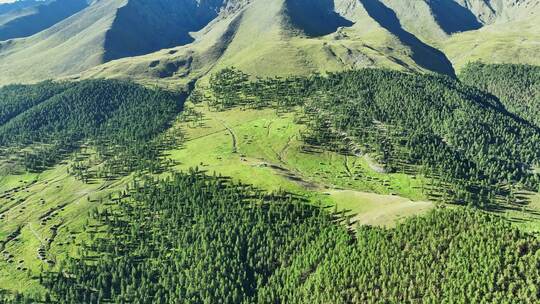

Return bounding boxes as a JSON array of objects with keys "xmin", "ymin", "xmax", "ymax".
[{"xmin": 0, "ymin": 0, "xmax": 539, "ymax": 303}]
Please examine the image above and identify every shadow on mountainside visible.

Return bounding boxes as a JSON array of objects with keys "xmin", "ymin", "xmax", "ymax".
[
  {"xmin": 428, "ymin": 0, "xmax": 482, "ymax": 34},
  {"xmin": 103, "ymin": 0, "xmax": 230, "ymax": 62},
  {"xmin": 0, "ymin": 0, "xmax": 89, "ymax": 41},
  {"xmin": 285, "ymin": 0, "xmax": 354, "ymax": 37},
  {"xmin": 359, "ymin": 0, "xmax": 456, "ymax": 77}
]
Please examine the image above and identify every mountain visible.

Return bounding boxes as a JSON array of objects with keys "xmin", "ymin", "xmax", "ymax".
[
  {"xmin": 0, "ymin": 0, "xmax": 538, "ymax": 86},
  {"xmin": 0, "ymin": 0, "xmax": 240, "ymax": 84},
  {"xmin": 2, "ymin": 0, "xmax": 540, "ymax": 302},
  {"xmin": 443, "ymin": 10, "xmax": 540, "ymax": 69},
  {"xmin": 0, "ymin": 0, "xmax": 47, "ymax": 16},
  {"xmin": 0, "ymin": 0, "xmax": 89, "ymax": 41},
  {"xmin": 81, "ymin": 0, "xmax": 458, "ymax": 86}
]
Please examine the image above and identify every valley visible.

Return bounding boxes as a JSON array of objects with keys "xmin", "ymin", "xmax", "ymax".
[
  {"xmin": 0, "ymin": 0, "xmax": 539, "ymax": 302},
  {"xmin": 1, "ymin": 64, "xmax": 540, "ymax": 301}
]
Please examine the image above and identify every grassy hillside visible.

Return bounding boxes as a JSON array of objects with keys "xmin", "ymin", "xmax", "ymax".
[
  {"xmin": 168, "ymin": 105, "xmax": 432, "ymax": 222},
  {"xmin": 0, "ymin": 0, "xmax": 50, "ymax": 21},
  {"xmin": 373, "ymin": 0, "xmax": 477, "ymax": 43},
  {"xmin": 0, "ymin": 0, "xmax": 124, "ymax": 85},
  {"xmin": 443, "ymin": 14, "xmax": 540, "ymax": 71},
  {"xmin": 206, "ymin": 68, "xmax": 540, "ymax": 208},
  {"xmin": 102, "ymin": 0, "xmax": 233, "ymax": 61},
  {"xmin": 0, "ymin": 0, "xmax": 538, "ymax": 86},
  {"xmin": 81, "ymin": 0, "xmax": 453, "ymax": 87},
  {"xmin": 378, "ymin": 0, "xmax": 539, "ymax": 42},
  {"xmin": 0, "ymin": 161, "xmax": 129, "ymax": 296},
  {"xmin": 0, "ymin": 2, "xmax": 39, "ymax": 26},
  {"xmin": 81, "ymin": 0, "xmax": 540, "ymax": 87}
]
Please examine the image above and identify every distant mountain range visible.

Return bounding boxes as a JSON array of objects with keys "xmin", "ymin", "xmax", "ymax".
[{"xmin": 0, "ymin": 0, "xmax": 538, "ymax": 86}]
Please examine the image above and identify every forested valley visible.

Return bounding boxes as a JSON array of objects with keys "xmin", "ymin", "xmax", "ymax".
[{"xmin": 1, "ymin": 64, "xmax": 540, "ymax": 303}]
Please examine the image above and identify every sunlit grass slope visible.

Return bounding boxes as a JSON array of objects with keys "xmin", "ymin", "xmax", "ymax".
[{"xmin": 443, "ymin": 16, "xmax": 540, "ymax": 71}]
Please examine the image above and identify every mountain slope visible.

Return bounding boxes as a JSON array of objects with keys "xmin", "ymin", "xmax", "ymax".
[
  {"xmin": 0, "ymin": 0, "xmax": 239, "ymax": 84},
  {"xmin": 443, "ymin": 12, "xmax": 540, "ymax": 70},
  {"xmin": 82, "ymin": 0, "xmax": 539, "ymax": 86},
  {"xmin": 82, "ymin": 0, "xmax": 459, "ymax": 86},
  {"xmin": 0, "ymin": 0, "xmax": 46, "ymax": 17},
  {"xmin": 0, "ymin": 1, "xmax": 43, "ymax": 26},
  {"xmin": 101, "ymin": 0, "xmax": 240, "ymax": 61},
  {"xmin": 459, "ymin": 0, "xmax": 540, "ymax": 24},
  {"xmin": 0, "ymin": 0, "xmax": 125, "ymax": 84},
  {"xmin": 0, "ymin": 0, "xmax": 538, "ymax": 86},
  {"xmin": 0, "ymin": 0, "xmax": 89, "ymax": 41},
  {"xmin": 357, "ymin": 0, "xmax": 455, "ymax": 75}
]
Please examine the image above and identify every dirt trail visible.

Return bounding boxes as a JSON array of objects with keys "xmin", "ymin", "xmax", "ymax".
[
  {"xmin": 215, "ymin": 117, "xmax": 238, "ymax": 153},
  {"xmin": 343, "ymin": 155, "xmax": 353, "ymax": 177},
  {"xmin": 28, "ymin": 223, "xmax": 45, "ymax": 246},
  {"xmin": 364, "ymin": 154, "xmax": 386, "ymax": 173},
  {"xmin": 266, "ymin": 121, "xmax": 273, "ymax": 137},
  {"xmin": 277, "ymin": 136, "xmax": 294, "ymax": 163}
]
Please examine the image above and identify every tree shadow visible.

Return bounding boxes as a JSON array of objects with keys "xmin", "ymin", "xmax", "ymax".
[
  {"xmin": 359, "ymin": 0, "xmax": 456, "ymax": 77},
  {"xmin": 285, "ymin": 0, "xmax": 354, "ymax": 37}
]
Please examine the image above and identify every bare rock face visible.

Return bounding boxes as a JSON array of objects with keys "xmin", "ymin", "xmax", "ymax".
[{"xmin": 449, "ymin": 0, "xmax": 539, "ymax": 24}]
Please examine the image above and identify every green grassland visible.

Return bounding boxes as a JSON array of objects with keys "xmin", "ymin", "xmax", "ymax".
[
  {"xmin": 0, "ymin": 158, "xmax": 129, "ymax": 294},
  {"xmin": 168, "ymin": 101, "xmax": 540, "ymax": 230},
  {"xmin": 502, "ymin": 192, "xmax": 540, "ymax": 233},
  {"xmin": 168, "ymin": 103, "xmax": 434, "ymax": 223},
  {"xmin": 442, "ymin": 17, "xmax": 540, "ymax": 71}
]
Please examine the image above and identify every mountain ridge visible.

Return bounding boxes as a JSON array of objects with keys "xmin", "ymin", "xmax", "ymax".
[{"xmin": 0, "ymin": 0, "xmax": 538, "ymax": 86}]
